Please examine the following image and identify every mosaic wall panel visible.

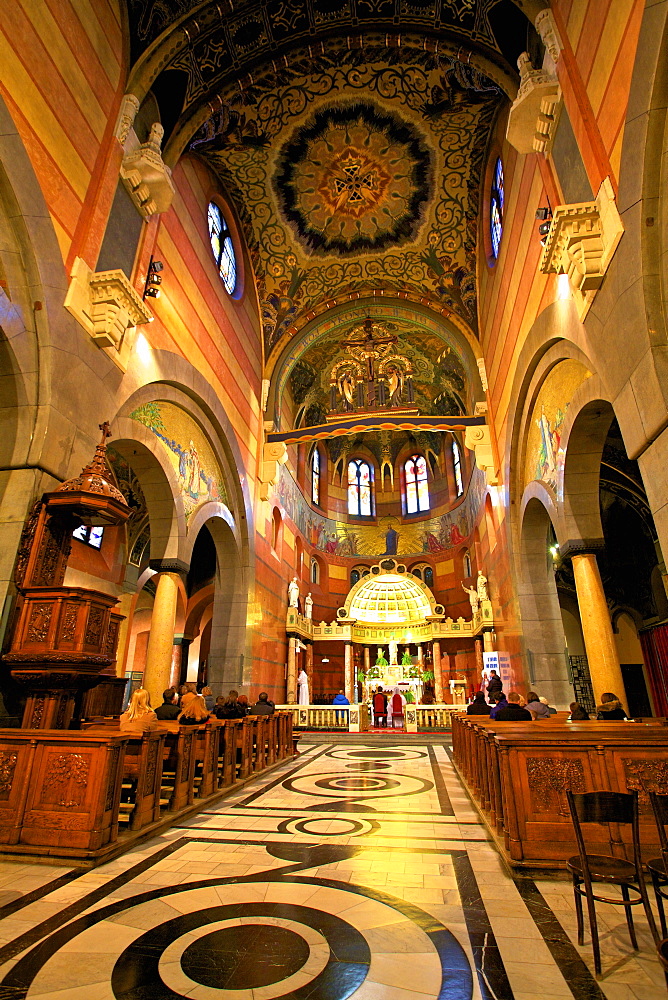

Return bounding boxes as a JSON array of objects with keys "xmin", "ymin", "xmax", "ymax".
[{"xmin": 524, "ymin": 360, "xmax": 591, "ymax": 494}]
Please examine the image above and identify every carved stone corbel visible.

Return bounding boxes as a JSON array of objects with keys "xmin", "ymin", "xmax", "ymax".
[
  {"xmin": 114, "ymin": 94, "xmax": 140, "ymax": 146},
  {"xmin": 506, "ymin": 51, "xmax": 561, "ymax": 156},
  {"xmin": 539, "ymin": 177, "xmax": 624, "ymax": 318},
  {"xmin": 64, "ymin": 257, "xmax": 152, "ymax": 371},
  {"xmin": 259, "ymin": 441, "xmax": 288, "ymax": 501},
  {"xmin": 464, "ymin": 424, "xmax": 497, "ymax": 485},
  {"xmin": 535, "ymin": 9, "xmax": 564, "ymax": 67},
  {"xmin": 120, "ymin": 123, "xmax": 174, "ymax": 217}
]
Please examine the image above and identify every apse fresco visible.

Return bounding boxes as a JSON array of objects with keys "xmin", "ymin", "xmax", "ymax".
[
  {"xmin": 274, "ymin": 464, "xmax": 486, "ymax": 557},
  {"xmin": 524, "ymin": 360, "xmax": 591, "ymax": 493},
  {"xmin": 130, "ymin": 401, "xmax": 227, "ymax": 520}
]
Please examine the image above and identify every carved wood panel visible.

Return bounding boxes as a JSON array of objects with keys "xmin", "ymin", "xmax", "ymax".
[
  {"xmin": 41, "ymin": 753, "xmax": 90, "ymax": 808},
  {"xmin": 0, "ymin": 753, "xmax": 18, "ymax": 800},
  {"xmin": 526, "ymin": 756, "xmax": 585, "ymax": 817}
]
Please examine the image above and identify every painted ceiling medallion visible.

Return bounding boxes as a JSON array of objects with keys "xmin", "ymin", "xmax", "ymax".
[{"xmin": 276, "ymin": 103, "xmax": 431, "ymax": 255}]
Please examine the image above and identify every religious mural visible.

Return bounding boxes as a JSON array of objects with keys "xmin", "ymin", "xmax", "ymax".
[
  {"xmin": 524, "ymin": 360, "xmax": 591, "ymax": 493},
  {"xmin": 129, "ymin": 402, "xmax": 227, "ymax": 520},
  {"xmin": 273, "ymin": 463, "xmax": 486, "ymax": 558}
]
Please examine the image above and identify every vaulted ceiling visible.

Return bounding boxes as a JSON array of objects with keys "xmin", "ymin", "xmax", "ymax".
[{"xmin": 125, "ymin": 0, "xmax": 536, "ymax": 375}]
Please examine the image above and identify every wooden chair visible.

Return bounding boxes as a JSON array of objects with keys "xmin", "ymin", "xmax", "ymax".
[
  {"xmin": 648, "ymin": 792, "xmax": 668, "ymax": 937},
  {"xmin": 566, "ymin": 790, "xmax": 658, "ymax": 976},
  {"xmin": 656, "ymin": 937, "xmax": 668, "ymax": 988}
]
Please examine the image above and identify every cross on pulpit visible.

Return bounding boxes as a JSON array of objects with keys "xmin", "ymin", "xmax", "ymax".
[{"xmin": 345, "ymin": 318, "xmax": 397, "ymax": 381}]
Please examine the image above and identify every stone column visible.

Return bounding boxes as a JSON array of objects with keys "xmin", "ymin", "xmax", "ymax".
[
  {"xmin": 344, "ymin": 642, "xmax": 353, "ymax": 702},
  {"xmin": 363, "ymin": 646, "xmax": 371, "ymax": 702},
  {"xmin": 113, "ymin": 592, "xmax": 136, "ymax": 677},
  {"xmin": 144, "ymin": 572, "xmax": 181, "ymax": 710},
  {"xmin": 475, "ymin": 636, "xmax": 484, "ymax": 680},
  {"xmin": 432, "ymin": 640, "xmax": 443, "ymax": 702},
  {"xmin": 483, "ymin": 631, "xmax": 494, "ymax": 653},
  {"xmin": 287, "ymin": 638, "xmax": 297, "ymax": 704},
  {"xmin": 417, "ymin": 644, "xmax": 424, "ymax": 667},
  {"xmin": 570, "ymin": 551, "xmax": 626, "ymax": 710}
]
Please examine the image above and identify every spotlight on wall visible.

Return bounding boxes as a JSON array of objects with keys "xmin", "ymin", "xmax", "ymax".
[
  {"xmin": 536, "ymin": 204, "xmax": 553, "ymax": 245},
  {"xmin": 321, "ymin": 657, "xmax": 330, "ymax": 664},
  {"xmin": 535, "ymin": 207, "xmax": 551, "ymax": 221},
  {"xmin": 143, "ymin": 256, "xmax": 164, "ymax": 300}
]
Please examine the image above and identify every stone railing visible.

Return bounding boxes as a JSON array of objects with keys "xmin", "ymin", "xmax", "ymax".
[{"xmin": 275, "ymin": 704, "xmax": 369, "ymax": 732}]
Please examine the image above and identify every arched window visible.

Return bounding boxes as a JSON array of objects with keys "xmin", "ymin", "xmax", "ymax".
[
  {"xmin": 72, "ymin": 525, "xmax": 104, "ymax": 549},
  {"xmin": 463, "ymin": 550, "xmax": 472, "ymax": 578},
  {"xmin": 404, "ymin": 454, "xmax": 429, "ymax": 514},
  {"xmin": 350, "ymin": 569, "xmax": 360, "ymax": 587},
  {"xmin": 490, "ymin": 157, "xmax": 504, "ymax": 259},
  {"xmin": 452, "ymin": 439, "xmax": 464, "ymax": 498},
  {"xmin": 348, "ymin": 459, "xmax": 372, "ymax": 516},
  {"xmin": 311, "ymin": 447, "xmax": 320, "ymax": 506},
  {"xmin": 311, "ymin": 557, "xmax": 320, "ymax": 585},
  {"xmin": 207, "ymin": 202, "xmax": 237, "ymax": 295},
  {"xmin": 411, "ymin": 568, "xmax": 422, "ymax": 581}
]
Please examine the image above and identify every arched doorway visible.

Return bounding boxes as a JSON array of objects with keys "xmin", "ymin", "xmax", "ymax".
[{"xmin": 518, "ymin": 497, "xmax": 572, "ymax": 708}]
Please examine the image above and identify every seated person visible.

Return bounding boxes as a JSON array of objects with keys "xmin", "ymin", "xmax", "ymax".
[
  {"xmin": 178, "ymin": 694, "xmax": 210, "ymax": 725},
  {"xmin": 493, "ymin": 692, "xmax": 532, "ymax": 721},
  {"xmin": 215, "ymin": 690, "xmax": 246, "ymax": 719},
  {"xmin": 525, "ymin": 691, "xmax": 551, "ymax": 719},
  {"xmin": 237, "ymin": 695, "xmax": 249, "ymax": 715},
  {"xmin": 466, "ymin": 691, "xmax": 491, "ymax": 716},
  {"xmin": 596, "ymin": 692, "xmax": 628, "ymax": 720},
  {"xmin": 332, "ymin": 689, "xmax": 350, "ymax": 723},
  {"xmin": 201, "ymin": 685, "xmax": 215, "ymax": 711},
  {"xmin": 372, "ymin": 688, "xmax": 387, "ymax": 726},
  {"xmin": 539, "ymin": 696, "xmax": 557, "ymax": 715},
  {"xmin": 179, "ymin": 682, "xmax": 198, "ymax": 710},
  {"xmin": 155, "ymin": 687, "xmax": 181, "ymax": 720},
  {"xmin": 389, "ymin": 687, "xmax": 406, "ymax": 728},
  {"xmin": 569, "ymin": 701, "xmax": 591, "ymax": 721},
  {"xmin": 120, "ymin": 688, "xmax": 160, "ymax": 733},
  {"xmin": 249, "ymin": 692, "xmax": 275, "ymax": 715},
  {"xmin": 489, "ymin": 692, "xmax": 508, "ymax": 719}
]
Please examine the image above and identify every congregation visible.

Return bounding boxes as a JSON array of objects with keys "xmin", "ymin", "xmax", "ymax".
[{"xmin": 119, "ymin": 684, "xmax": 277, "ymax": 734}]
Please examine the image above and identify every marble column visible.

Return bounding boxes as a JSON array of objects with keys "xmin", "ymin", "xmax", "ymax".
[
  {"xmin": 144, "ymin": 572, "xmax": 180, "ymax": 710},
  {"xmin": 113, "ymin": 592, "xmax": 136, "ymax": 678},
  {"xmin": 287, "ymin": 638, "xmax": 297, "ymax": 704},
  {"xmin": 483, "ymin": 631, "xmax": 494, "ymax": 653},
  {"xmin": 344, "ymin": 642, "xmax": 353, "ymax": 702},
  {"xmin": 571, "ymin": 551, "xmax": 626, "ymax": 710},
  {"xmin": 417, "ymin": 645, "xmax": 424, "ymax": 666},
  {"xmin": 474, "ymin": 636, "xmax": 484, "ymax": 679},
  {"xmin": 432, "ymin": 640, "xmax": 443, "ymax": 703}
]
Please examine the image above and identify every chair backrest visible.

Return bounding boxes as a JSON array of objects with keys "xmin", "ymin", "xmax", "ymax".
[
  {"xmin": 650, "ymin": 792, "xmax": 668, "ymax": 864},
  {"xmin": 566, "ymin": 790, "xmax": 641, "ymax": 873},
  {"xmin": 373, "ymin": 693, "xmax": 385, "ymax": 713},
  {"xmin": 392, "ymin": 693, "xmax": 403, "ymax": 714}
]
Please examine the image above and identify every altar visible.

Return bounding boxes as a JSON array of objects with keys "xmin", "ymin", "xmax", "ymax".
[{"xmin": 285, "ymin": 558, "xmax": 495, "ymax": 705}]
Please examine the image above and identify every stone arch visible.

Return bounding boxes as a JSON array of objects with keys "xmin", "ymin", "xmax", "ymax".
[
  {"xmin": 559, "ymin": 391, "xmax": 616, "ymax": 548},
  {"xmin": 517, "ymin": 494, "xmax": 572, "ymax": 708},
  {"xmin": 110, "ymin": 419, "xmax": 186, "ymax": 564},
  {"xmin": 199, "ymin": 513, "xmax": 249, "ymax": 692}
]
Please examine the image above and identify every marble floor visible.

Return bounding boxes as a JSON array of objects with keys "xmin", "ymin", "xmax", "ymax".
[{"xmin": 0, "ymin": 739, "xmax": 664, "ymax": 1000}]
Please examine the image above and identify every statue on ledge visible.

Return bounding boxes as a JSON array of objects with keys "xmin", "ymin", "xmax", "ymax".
[
  {"xmin": 462, "ymin": 582, "xmax": 480, "ymax": 613},
  {"xmin": 304, "ymin": 592, "xmax": 313, "ymax": 619},
  {"xmin": 477, "ymin": 570, "xmax": 488, "ymax": 602},
  {"xmin": 288, "ymin": 577, "xmax": 300, "ymax": 608}
]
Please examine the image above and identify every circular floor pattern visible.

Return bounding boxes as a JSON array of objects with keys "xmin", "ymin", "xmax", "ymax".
[
  {"xmin": 327, "ymin": 747, "xmax": 427, "ymax": 761},
  {"xmin": 13, "ymin": 877, "xmax": 472, "ymax": 1000},
  {"xmin": 345, "ymin": 762, "xmax": 392, "ymax": 771},
  {"xmin": 276, "ymin": 816, "xmax": 381, "ymax": 837},
  {"xmin": 282, "ymin": 771, "xmax": 433, "ymax": 800}
]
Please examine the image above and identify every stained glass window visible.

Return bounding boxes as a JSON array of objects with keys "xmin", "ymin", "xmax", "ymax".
[
  {"xmin": 404, "ymin": 454, "xmax": 430, "ymax": 514},
  {"xmin": 424, "ymin": 566, "xmax": 434, "ymax": 588},
  {"xmin": 490, "ymin": 157, "xmax": 504, "ymax": 259},
  {"xmin": 72, "ymin": 525, "xmax": 104, "ymax": 549},
  {"xmin": 311, "ymin": 447, "xmax": 320, "ymax": 505},
  {"xmin": 348, "ymin": 459, "xmax": 372, "ymax": 516},
  {"xmin": 207, "ymin": 202, "xmax": 237, "ymax": 295},
  {"xmin": 351, "ymin": 569, "xmax": 360, "ymax": 587},
  {"xmin": 311, "ymin": 558, "xmax": 320, "ymax": 585},
  {"xmin": 452, "ymin": 439, "xmax": 464, "ymax": 497}
]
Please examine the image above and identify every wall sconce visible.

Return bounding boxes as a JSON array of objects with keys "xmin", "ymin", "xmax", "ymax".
[
  {"xmin": 322, "ymin": 657, "xmax": 330, "ymax": 663},
  {"xmin": 143, "ymin": 257, "xmax": 163, "ymax": 300}
]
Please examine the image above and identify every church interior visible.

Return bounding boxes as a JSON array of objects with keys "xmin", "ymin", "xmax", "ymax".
[{"xmin": 1, "ymin": 0, "xmax": 668, "ymax": 997}]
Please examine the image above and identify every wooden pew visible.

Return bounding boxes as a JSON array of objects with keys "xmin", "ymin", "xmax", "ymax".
[
  {"xmin": 117, "ymin": 731, "xmax": 166, "ymax": 831},
  {"xmin": 452, "ymin": 715, "xmax": 668, "ymax": 868}
]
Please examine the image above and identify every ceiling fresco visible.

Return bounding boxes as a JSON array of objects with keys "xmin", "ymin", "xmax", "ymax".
[
  {"xmin": 290, "ymin": 318, "xmax": 467, "ymax": 421},
  {"xmin": 196, "ymin": 52, "xmax": 501, "ymax": 352}
]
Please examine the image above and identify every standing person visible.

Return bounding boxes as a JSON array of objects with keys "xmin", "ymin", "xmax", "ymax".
[
  {"xmin": 120, "ymin": 689, "xmax": 160, "ymax": 732},
  {"xmin": 596, "ymin": 692, "xmax": 628, "ymax": 720},
  {"xmin": 493, "ymin": 692, "xmax": 532, "ymax": 721},
  {"xmin": 249, "ymin": 692, "xmax": 275, "ymax": 715},
  {"xmin": 486, "ymin": 671, "xmax": 503, "ymax": 704},
  {"xmin": 297, "ymin": 668, "xmax": 310, "ymax": 705},
  {"xmin": 155, "ymin": 688, "xmax": 181, "ymax": 720},
  {"xmin": 201, "ymin": 686, "xmax": 215, "ymax": 712},
  {"xmin": 466, "ymin": 692, "xmax": 491, "ymax": 716}
]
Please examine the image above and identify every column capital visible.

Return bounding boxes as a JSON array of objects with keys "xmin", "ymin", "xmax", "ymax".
[
  {"xmin": 560, "ymin": 538, "xmax": 605, "ymax": 559},
  {"xmin": 149, "ymin": 558, "xmax": 189, "ymax": 575}
]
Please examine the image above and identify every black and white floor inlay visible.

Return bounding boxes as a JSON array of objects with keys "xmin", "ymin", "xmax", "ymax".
[{"xmin": 0, "ymin": 741, "xmax": 663, "ymax": 1000}]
